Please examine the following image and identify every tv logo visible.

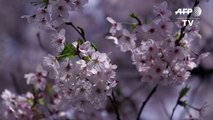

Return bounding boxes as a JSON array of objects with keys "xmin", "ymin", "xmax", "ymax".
[
  {"xmin": 175, "ymin": 7, "xmax": 202, "ymax": 26},
  {"xmin": 175, "ymin": 8, "xmax": 193, "ymax": 15}
]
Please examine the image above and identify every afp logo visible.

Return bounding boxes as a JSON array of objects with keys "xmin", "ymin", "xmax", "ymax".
[{"xmin": 175, "ymin": 7, "xmax": 202, "ymax": 26}]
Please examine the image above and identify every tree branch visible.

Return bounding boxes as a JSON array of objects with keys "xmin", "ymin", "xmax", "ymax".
[
  {"xmin": 170, "ymin": 103, "xmax": 178, "ymax": 120},
  {"xmin": 108, "ymin": 91, "xmax": 121, "ymax": 120},
  {"xmin": 65, "ymin": 22, "xmax": 87, "ymax": 42},
  {"xmin": 136, "ymin": 84, "xmax": 158, "ymax": 120}
]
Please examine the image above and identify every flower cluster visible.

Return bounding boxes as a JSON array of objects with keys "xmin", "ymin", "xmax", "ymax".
[
  {"xmin": 1, "ymin": 89, "xmax": 69, "ymax": 119},
  {"xmin": 1, "ymin": 90, "xmax": 34, "ymax": 119},
  {"xmin": 2, "ymin": 0, "xmax": 118, "ymax": 119},
  {"xmin": 107, "ymin": 1, "xmax": 206, "ymax": 85},
  {"xmin": 22, "ymin": 0, "xmax": 88, "ymax": 29},
  {"xmin": 132, "ymin": 39, "xmax": 197, "ymax": 85},
  {"xmin": 44, "ymin": 41, "xmax": 117, "ymax": 110},
  {"xmin": 23, "ymin": 0, "xmax": 116, "ymax": 113},
  {"xmin": 22, "ymin": 0, "xmax": 89, "ymax": 54}
]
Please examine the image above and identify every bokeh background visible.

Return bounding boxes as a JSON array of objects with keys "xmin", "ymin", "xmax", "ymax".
[{"xmin": 0, "ymin": 0, "xmax": 213, "ymax": 119}]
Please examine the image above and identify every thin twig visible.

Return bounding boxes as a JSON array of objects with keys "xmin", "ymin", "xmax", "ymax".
[
  {"xmin": 136, "ymin": 84, "xmax": 158, "ymax": 120},
  {"xmin": 65, "ymin": 22, "xmax": 87, "ymax": 42},
  {"xmin": 122, "ymin": 97, "xmax": 138, "ymax": 113},
  {"xmin": 108, "ymin": 91, "xmax": 121, "ymax": 120},
  {"xmin": 116, "ymin": 85, "xmax": 141, "ymax": 114},
  {"xmin": 120, "ymin": 84, "xmax": 145, "ymax": 114},
  {"xmin": 170, "ymin": 103, "xmax": 178, "ymax": 120},
  {"xmin": 179, "ymin": 81, "xmax": 203, "ymax": 119},
  {"xmin": 129, "ymin": 11, "xmax": 142, "ymax": 26}
]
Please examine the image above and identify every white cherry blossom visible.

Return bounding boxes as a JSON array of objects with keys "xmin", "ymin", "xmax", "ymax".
[
  {"xmin": 78, "ymin": 41, "xmax": 95, "ymax": 56},
  {"xmin": 51, "ymin": 29, "xmax": 66, "ymax": 52},
  {"xmin": 51, "ymin": 0, "xmax": 71, "ymax": 20},
  {"xmin": 153, "ymin": 1, "xmax": 172, "ymax": 19},
  {"xmin": 43, "ymin": 54, "xmax": 60, "ymax": 79},
  {"xmin": 106, "ymin": 17, "xmax": 122, "ymax": 35},
  {"xmin": 24, "ymin": 65, "xmax": 47, "ymax": 90},
  {"xmin": 118, "ymin": 29, "xmax": 137, "ymax": 52}
]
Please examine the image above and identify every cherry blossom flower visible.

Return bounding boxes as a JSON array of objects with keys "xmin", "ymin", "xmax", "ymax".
[
  {"xmin": 87, "ymin": 51, "xmax": 108, "ymax": 71},
  {"xmin": 58, "ymin": 59, "xmax": 77, "ymax": 84},
  {"xmin": 75, "ymin": 59, "xmax": 96, "ymax": 78},
  {"xmin": 51, "ymin": 0, "xmax": 71, "ymax": 20},
  {"xmin": 111, "ymin": 29, "xmax": 137, "ymax": 52},
  {"xmin": 36, "ymin": 7, "xmax": 51, "ymax": 21},
  {"xmin": 106, "ymin": 17, "xmax": 122, "ymax": 35},
  {"xmin": 153, "ymin": 1, "xmax": 172, "ymax": 20},
  {"xmin": 158, "ymin": 20, "xmax": 174, "ymax": 34},
  {"xmin": 141, "ymin": 20, "xmax": 173, "ymax": 41},
  {"xmin": 141, "ymin": 22, "xmax": 160, "ymax": 41},
  {"xmin": 24, "ymin": 65, "xmax": 47, "ymax": 90},
  {"xmin": 78, "ymin": 41, "xmax": 95, "ymax": 56},
  {"xmin": 22, "ymin": 7, "xmax": 50, "ymax": 23},
  {"xmin": 51, "ymin": 29, "xmax": 66, "ymax": 52},
  {"xmin": 1, "ymin": 89, "xmax": 16, "ymax": 107},
  {"xmin": 43, "ymin": 54, "xmax": 60, "ymax": 79}
]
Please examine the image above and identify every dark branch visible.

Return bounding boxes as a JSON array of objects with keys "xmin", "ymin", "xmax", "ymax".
[
  {"xmin": 108, "ymin": 91, "xmax": 121, "ymax": 120},
  {"xmin": 136, "ymin": 84, "xmax": 158, "ymax": 120},
  {"xmin": 170, "ymin": 103, "xmax": 178, "ymax": 120},
  {"xmin": 65, "ymin": 22, "xmax": 87, "ymax": 42}
]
